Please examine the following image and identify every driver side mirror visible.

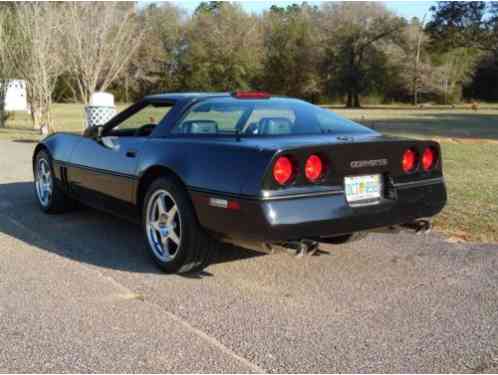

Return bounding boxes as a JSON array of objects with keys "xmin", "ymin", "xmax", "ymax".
[{"xmin": 83, "ymin": 125, "xmax": 104, "ymax": 141}]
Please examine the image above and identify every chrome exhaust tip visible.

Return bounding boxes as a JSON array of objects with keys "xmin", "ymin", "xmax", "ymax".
[
  {"xmin": 401, "ymin": 219, "xmax": 432, "ymax": 235},
  {"xmin": 279, "ymin": 240, "xmax": 319, "ymax": 257}
]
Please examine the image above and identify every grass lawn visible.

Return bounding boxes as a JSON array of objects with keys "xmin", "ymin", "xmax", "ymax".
[{"xmin": 2, "ymin": 103, "xmax": 498, "ymax": 243}]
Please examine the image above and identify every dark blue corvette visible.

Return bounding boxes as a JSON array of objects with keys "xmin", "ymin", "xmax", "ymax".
[{"xmin": 33, "ymin": 92, "xmax": 447, "ymax": 273}]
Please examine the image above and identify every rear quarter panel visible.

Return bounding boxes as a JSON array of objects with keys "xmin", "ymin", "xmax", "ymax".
[{"xmin": 137, "ymin": 138, "xmax": 275, "ymax": 196}]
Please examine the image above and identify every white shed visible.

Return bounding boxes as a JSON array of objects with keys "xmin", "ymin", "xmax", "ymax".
[{"xmin": 3, "ymin": 80, "xmax": 28, "ymax": 112}]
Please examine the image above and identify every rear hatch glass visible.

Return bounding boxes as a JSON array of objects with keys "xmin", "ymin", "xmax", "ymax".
[{"xmin": 172, "ymin": 97, "xmax": 375, "ymax": 137}]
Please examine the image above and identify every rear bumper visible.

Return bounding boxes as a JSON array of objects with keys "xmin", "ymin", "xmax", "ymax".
[{"xmin": 191, "ymin": 178, "xmax": 447, "ymax": 242}]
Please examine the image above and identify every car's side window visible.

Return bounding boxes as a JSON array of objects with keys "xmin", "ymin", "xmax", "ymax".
[
  {"xmin": 314, "ymin": 108, "xmax": 373, "ymax": 135},
  {"xmin": 242, "ymin": 108, "xmax": 296, "ymax": 135},
  {"xmin": 110, "ymin": 104, "xmax": 171, "ymax": 136},
  {"xmin": 173, "ymin": 104, "xmax": 245, "ymax": 135}
]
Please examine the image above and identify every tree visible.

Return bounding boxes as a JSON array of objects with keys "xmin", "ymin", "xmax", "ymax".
[
  {"xmin": 409, "ymin": 15, "xmax": 429, "ymax": 105},
  {"xmin": 124, "ymin": 3, "xmax": 184, "ymax": 100},
  {"xmin": 0, "ymin": 6, "xmax": 15, "ymax": 128},
  {"xmin": 320, "ymin": 2, "xmax": 405, "ymax": 107},
  {"xmin": 177, "ymin": 2, "xmax": 263, "ymax": 91},
  {"xmin": 426, "ymin": 2, "xmax": 493, "ymax": 52},
  {"xmin": 61, "ymin": 2, "xmax": 144, "ymax": 104},
  {"xmin": 194, "ymin": 1, "xmax": 224, "ymax": 16},
  {"xmin": 389, "ymin": 15, "xmax": 436, "ymax": 105},
  {"xmin": 9, "ymin": 3, "xmax": 64, "ymax": 130},
  {"xmin": 432, "ymin": 48, "xmax": 479, "ymax": 104},
  {"xmin": 465, "ymin": 53, "xmax": 498, "ymax": 101},
  {"xmin": 261, "ymin": 3, "xmax": 321, "ymax": 101},
  {"xmin": 426, "ymin": 2, "xmax": 494, "ymax": 103}
]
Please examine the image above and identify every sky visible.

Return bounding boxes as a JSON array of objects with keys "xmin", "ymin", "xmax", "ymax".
[{"xmin": 149, "ymin": 1, "xmax": 435, "ymax": 20}]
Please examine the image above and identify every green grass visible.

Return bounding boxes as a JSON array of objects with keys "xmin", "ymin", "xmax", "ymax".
[
  {"xmin": 333, "ymin": 106, "xmax": 498, "ymax": 140},
  {"xmin": 433, "ymin": 142, "xmax": 498, "ymax": 243},
  {"xmin": 3, "ymin": 103, "xmax": 498, "ymax": 243},
  {"xmin": 3, "ymin": 103, "xmax": 130, "ymax": 136}
]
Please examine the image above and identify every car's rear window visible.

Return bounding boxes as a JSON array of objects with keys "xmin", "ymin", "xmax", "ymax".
[{"xmin": 172, "ymin": 97, "xmax": 374, "ymax": 136}]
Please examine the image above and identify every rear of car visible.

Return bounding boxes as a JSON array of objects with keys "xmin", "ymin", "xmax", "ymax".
[
  {"xmin": 178, "ymin": 93, "xmax": 446, "ymax": 242},
  {"xmin": 245, "ymin": 138, "xmax": 445, "ymax": 241}
]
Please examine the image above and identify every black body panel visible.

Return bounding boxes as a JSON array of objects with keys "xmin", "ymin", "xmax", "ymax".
[
  {"xmin": 190, "ymin": 178, "xmax": 446, "ymax": 241},
  {"xmin": 35, "ymin": 93, "xmax": 447, "ymax": 242}
]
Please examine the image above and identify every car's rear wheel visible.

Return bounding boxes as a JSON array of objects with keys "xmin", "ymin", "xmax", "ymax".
[
  {"xmin": 143, "ymin": 177, "xmax": 215, "ymax": 273},
  {"xmin": 34, "ymin": 150, "xmax": 75, "ymax": 213}
]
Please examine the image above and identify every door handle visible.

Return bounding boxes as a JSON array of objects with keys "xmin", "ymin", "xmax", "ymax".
[{"xmin": 126, "ymin": 150, "xmax": 137, "ymax": 158}]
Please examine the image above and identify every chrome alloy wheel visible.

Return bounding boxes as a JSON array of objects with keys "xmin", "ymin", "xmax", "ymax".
[
  {"xmin": 146, "ymin": 189, "xmax": 182, "ymax": 262},
  {"xmin": 35, "ymin": 158, "xmax": 53, "ymax": 207}
]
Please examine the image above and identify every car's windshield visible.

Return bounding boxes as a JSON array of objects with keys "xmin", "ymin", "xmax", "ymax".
[{"xmin": 172, "ymin": 97, "xmax": 375, "ymax": 136}]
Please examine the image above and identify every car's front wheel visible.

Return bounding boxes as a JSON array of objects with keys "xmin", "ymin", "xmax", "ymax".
[
  {"xmin": 34, "ymin": 150, "xmax": 75, "ymax": 213},
  {"xmin": 142, "ymin": 177, "xmax": 215, "ymax": 273}
]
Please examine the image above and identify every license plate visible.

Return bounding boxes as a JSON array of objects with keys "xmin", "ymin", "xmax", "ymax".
[{"xmin": 344, "ymin": 174, "xmax": 383, "ymax": 204}]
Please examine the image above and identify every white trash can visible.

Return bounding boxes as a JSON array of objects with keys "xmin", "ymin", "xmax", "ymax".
[{"xmin": 84, "ymin": 92, "xmax": 117, "ymax": 128}]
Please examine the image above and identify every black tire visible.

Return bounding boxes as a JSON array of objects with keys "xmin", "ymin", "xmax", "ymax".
[
  {"xmin": 324, "ymin": 232, "xmax": 368, "ymax": 245},
  {"xmin": 142, "ymin": 177, "xmax": 216, "ymax": 274},
  {"xmin": 33, "ymin": 150, "xmax": 75, "ymax": 214}
]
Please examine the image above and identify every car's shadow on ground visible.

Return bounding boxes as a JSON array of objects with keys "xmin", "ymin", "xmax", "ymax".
[{"xmin": 0, "ymin": 182, "xmax": 265, "ymax": 277}]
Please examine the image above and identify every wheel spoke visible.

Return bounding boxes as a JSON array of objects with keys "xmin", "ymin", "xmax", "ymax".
[
  {"xmin": 161, "ymin": 236, "xmax": 171, "ymax": 256},
  {"xmin": 150, "ymin": 220, "xmax": 161, "ymax": 232},
  {"xmin": 42, "ymin": 163, "xmax": 49, "ymax": 179},
  {"xmin": 166, "ymin": 205, "xmax": 177, "ymax": 224},
  {"xmin": 156, "ymin": 195, "xmax": 167, "ymax": 215},
  {"xmin": 169, "ymin": 231, "xmax": 180, "ymax": 245}
]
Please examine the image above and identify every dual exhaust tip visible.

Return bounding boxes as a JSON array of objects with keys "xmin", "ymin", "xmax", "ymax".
[
  {"xmin": 275, "ymin": 220, "xmax": 432, "ymax": 255},
  {"xmin": 400, "ymin": 219, "xmax": 432, "ymax": 234},
  {"xmin": 224, "ymin": 219, "xmax": 432, "ymax": 256}
]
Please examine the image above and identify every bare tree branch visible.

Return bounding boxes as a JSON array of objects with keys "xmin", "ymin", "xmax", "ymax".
[
  {"xmin": 61, "ymin": 2, "xmax": 144, "ymax": 104},
  {"xmin": 9, "ymin": 3, "xmax": 64, "ymax": 130}
]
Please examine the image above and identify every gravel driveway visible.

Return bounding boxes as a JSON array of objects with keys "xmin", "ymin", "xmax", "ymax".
[{"xmin": 0, "ymin": 140, "xmax": 497, "ymax": 372}]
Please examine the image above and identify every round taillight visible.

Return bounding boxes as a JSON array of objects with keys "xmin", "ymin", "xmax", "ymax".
[
  {"xmin": 305, "ymin": 154, "xmax": 324, "ymax": 182},
  {"xmin": 422, "ymin": 147, "xmax": 437, "ymax": 171},
  {"xmin": 273, "ymin": 156, "xmax": 294, "ymax": 185},
  {"xmin": 402, "ymin": 148, "xmax": 418, "ymax": 173}
]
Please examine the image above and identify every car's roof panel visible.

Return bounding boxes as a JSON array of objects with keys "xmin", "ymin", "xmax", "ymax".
[
  {"xmin": 143, "ymin": 92, "xmax": 298, "ymax": 103},
  {"xmin": 145, "ymin": 92, "xmax": 229, "ymax": 102}
]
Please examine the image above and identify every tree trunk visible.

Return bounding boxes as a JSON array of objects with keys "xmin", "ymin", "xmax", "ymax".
[
  {"xmin": 0, "ymin": 80, "xmax": 7, "ymax": 128},
  {"xmin": 412, "ymin": 77, "xmax": 418, "ymax": 106},
  {"xmin": 32, "ymin": 110, "xmax": 42, "ymax": 130},
  {"xmin": 353, "ymin": 92, "xmax": 361, "ymax": 108},
  {"xmin": 346, "ymin": 90, "xmax": 361, "ymax": 108},
  {"xmin": 413, "ymin": 13, "xmax": 427, "ymax": 107},
  {"xmin": 0, "ymin": 103, "xmax": 5, "ymax": 129},
  {"xmin": 346, "ymin": 91, "xmax": 353, "ymax": 108},
  {"xmin": 0, "ymin": 93, "xmax": 5, "ymax": 129}
]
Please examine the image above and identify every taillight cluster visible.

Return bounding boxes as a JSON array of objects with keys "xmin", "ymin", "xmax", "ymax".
[
  {"xmin": 402, "ymin": 147, "xmax": 438, "ymax": 173},
  {"xmin": 272, "ymin": 154, "xmax": 325, "ymax": 186}
]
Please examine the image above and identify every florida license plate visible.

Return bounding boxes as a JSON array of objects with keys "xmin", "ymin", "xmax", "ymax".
[{"xmin": 344, "ymin": 174, "xmax": 383, "ymax": 204}]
